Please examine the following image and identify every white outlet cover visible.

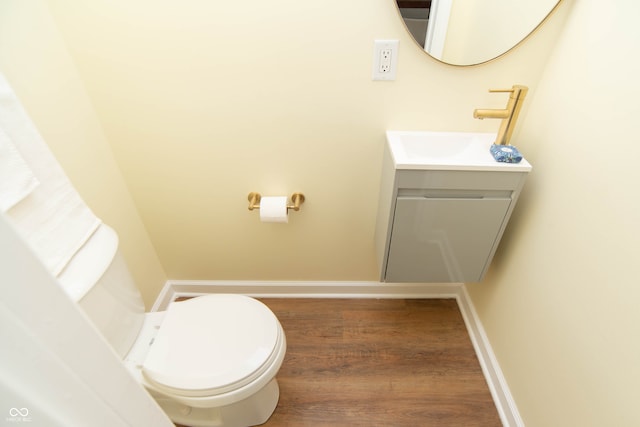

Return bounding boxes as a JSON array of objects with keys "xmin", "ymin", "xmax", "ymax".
[{"xmin": 372, "ymin": 40, "xmax": 399, "ymax": 81}]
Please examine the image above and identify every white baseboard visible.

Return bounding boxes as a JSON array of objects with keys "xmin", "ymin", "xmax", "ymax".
[
  {"xmin": 151, "ymin": 280, "xmax": 463, "ymax": 311},
  {"xmin": 457, "ymin": 285, "xmax": 525, "ymax": 427},
  {"xmin": 152, "ymin": 280, "xmax": 522, "ymax": 427}
]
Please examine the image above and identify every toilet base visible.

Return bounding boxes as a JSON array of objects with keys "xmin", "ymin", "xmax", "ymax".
[{"xmin": 154, "ymin": 378, "xmax": 280, "ymax": 427}]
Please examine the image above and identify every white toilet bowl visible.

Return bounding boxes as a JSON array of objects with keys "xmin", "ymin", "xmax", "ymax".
[
  {"xmin": 125, "ymin": 295, "xmax": 287, "ymax": 427},
  {"xmin": 59, "ymin": 224, "xmax": 286, "ymax": 427}
]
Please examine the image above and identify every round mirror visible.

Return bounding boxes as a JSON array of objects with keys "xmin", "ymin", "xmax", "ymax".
[{"xmin": 396, "ymin": 0, "xmax": 561, "ymax": 66}]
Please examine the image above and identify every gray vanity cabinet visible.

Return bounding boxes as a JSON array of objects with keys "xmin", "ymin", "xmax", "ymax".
[{"xmin": 375, "ymin": 150, "xmax": 529, "ymax": 283}]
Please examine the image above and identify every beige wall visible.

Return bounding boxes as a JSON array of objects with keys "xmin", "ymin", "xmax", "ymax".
[
  {"xmin": 40, "ymin": 0, "xmax": 568, "ymax": 285},
  {"xmin": 0, "ymin": 0, "xmax": 166, "ymax": 308},
  {"xmin": 466, "ymin": 0, "xmax": 640, "ymax": 425}
]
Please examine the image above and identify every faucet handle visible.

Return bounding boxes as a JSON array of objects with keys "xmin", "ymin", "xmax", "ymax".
[
  {"xmin": 488, "ymin": 88, "xmax": 516, "ymax": 94},
  {"xmin": 489, "ymin": 85, "xmax": 529, "ymax": 95}
]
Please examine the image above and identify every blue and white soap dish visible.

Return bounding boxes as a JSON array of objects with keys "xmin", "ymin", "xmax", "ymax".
[{"xmin": 490, "ymin": 144, "xmax": 523, "ymax": 163}]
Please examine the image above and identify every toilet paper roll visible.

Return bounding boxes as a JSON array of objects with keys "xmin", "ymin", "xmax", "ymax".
[{"xmin": 259, "ymin": 196, "xmax": 288, "ymax": 223}]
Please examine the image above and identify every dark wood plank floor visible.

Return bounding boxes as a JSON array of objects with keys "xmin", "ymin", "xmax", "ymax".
[{"xmin": 178, "ymin": 298, "xmax": 501, "ymax": 427}]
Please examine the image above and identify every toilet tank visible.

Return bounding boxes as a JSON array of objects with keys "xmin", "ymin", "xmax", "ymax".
[{"xmin": 57, "ymin": 224, "xmax": 145, "ymax": 358}]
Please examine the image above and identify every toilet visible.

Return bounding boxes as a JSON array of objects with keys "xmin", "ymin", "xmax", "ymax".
[{"xmin": 57, "ymin": 224, "xmax": 286, "ymax": 427}]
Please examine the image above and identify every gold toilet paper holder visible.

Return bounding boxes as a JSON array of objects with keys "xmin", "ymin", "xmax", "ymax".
[{"xmin": 248, "ymin": 192, "xmax": 305, "ymax": 212}]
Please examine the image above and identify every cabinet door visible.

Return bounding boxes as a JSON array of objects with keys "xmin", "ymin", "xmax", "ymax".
[{"xmin": 385, "ymin": 196, "xmax": 511, "ymax": 282}]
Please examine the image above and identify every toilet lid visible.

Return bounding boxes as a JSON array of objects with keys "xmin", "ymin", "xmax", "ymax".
[{"xmin": 142, "ymin": 294, "xmax": 280, "ymax": 395}]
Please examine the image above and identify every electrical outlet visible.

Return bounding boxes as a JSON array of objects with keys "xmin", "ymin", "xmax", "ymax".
[
  {"xmin": 373, "ymin": 40, "xmax": 398, "ymax": 81},
  {"xmin": 379, "ymin": 48, "xmax": 392, "ymax": 73}
]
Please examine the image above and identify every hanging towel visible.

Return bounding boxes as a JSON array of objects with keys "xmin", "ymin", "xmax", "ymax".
[
  {"xmin": 0, "ymin": 128, "xmax": 40, "ymax": 211},
  {"xmin": 0, "ymin": 73, "xmax": 101, "ymax": 276}
]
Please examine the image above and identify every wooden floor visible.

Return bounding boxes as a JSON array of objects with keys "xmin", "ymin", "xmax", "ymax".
[{"xmin": 178, "ymin": 298, "xmax": 501, "ymax": 427}]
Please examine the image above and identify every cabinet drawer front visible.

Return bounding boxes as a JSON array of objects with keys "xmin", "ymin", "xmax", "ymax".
[
  {"xmin": 396, "ymin": 170, "xmax": 524, "ymax": 191},
  {"xmin": 385, "ymin": 196, "xmax": 511, "ymax": 283}
]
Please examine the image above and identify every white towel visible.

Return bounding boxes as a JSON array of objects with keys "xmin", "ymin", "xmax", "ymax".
[
  {"xmin": 0, "ymin": 73, "xmax": 101, "ymax": 276},
  {"xmin": 0, "ymin": 128, "xmax": 40, "ymax": 211}
]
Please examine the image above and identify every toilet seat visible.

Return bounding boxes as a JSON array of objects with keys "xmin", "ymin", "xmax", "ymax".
[{"xmin": 142, "ymin": 294, "xmax": 282, "ymax": 398}]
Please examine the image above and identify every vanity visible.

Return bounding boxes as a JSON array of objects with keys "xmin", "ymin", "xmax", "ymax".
[{"xmin": 375, "ymin": 131, "xmax": 531, "ymax": 283}]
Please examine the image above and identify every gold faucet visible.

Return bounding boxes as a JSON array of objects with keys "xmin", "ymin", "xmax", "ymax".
[{"xmin": 473, "ymin": 85, "xmax": 529, "ymax": 146}]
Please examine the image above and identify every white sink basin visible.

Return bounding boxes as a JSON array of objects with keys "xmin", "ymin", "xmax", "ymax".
[{"xmin": 387, "ymin": 130, "xmax": 532, "ymax": 172}]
